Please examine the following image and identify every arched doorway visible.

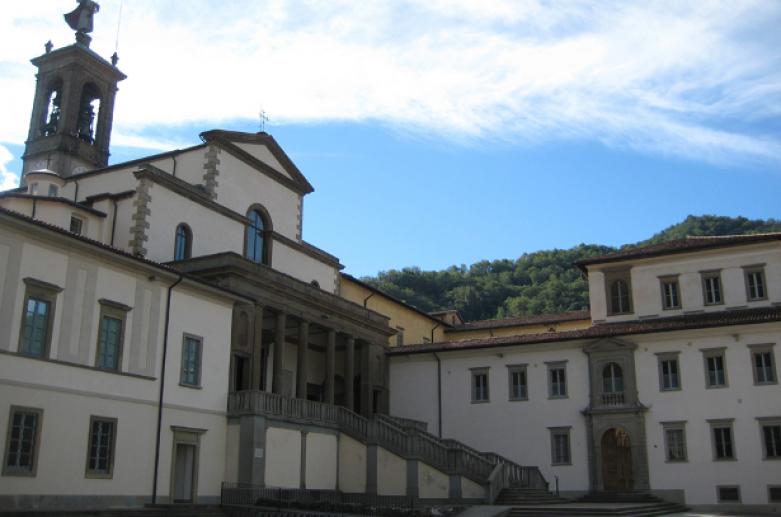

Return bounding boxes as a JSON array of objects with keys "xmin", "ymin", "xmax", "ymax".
[{"xmin": 601, "ymin": 428, "xmax": 633, "ymax": 491}]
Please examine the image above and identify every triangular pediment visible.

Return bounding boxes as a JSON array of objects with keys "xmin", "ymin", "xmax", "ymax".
[
  {"xmin": 584, "ymin": 337, "xmax": 637, "ymax": 354},
  {"xmin": 200, "ymin": 129, "xmax": 314, "ymax": 194}
]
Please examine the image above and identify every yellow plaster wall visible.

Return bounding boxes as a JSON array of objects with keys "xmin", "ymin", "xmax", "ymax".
[
  {"xmin": 340, "ymin": 277, "xmax": 445, "ymax": 346},
  {"xmin": 445, "ymin": 319, "xmax": 591, "ymax": 341}
]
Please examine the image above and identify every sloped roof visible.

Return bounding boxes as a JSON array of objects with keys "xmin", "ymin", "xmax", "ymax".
[
  {"xmin": 577, "ymin": 233, "xmax": 781, "ymax": 271},
  {"xmin": 388, "ymin": 306, "xmax": 781, "ymax": 355},
  {"xmin": 446, "ymin": 310, "xmax": 590, "ymax": 332}
]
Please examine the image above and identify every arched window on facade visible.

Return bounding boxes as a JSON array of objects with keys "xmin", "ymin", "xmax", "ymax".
[
  {"xmin": 77, "ymin": 83, "xmax": 102, "ymax": 144},
  {"xmin": 245, "ymin": 207, "xmax": 271, "ymax": 265},
  {"xmin": 610, "ymin": 279, "xmax": 631, "ymax": 314},
  {"xmin": 174, "ymin": 223, "xmax": 192, "ymax": 261}
]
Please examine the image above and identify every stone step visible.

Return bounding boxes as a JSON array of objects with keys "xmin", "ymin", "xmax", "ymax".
[
  {"xmin": 507, "ymin": 501, "xmax": 688, "ymax": 517},
  {"xmin": 0, "ymin": 506, "xmax": 227, "ymax": 517}
]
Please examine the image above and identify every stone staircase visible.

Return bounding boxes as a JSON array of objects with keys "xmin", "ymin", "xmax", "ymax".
[
  {"xmin": 494, "ymin": 488, "xmax": 570, "ymax": 506},
  {"xmin": 503, "ymin": 492, "xmax": 688, "ymax": 517},
  {"xmin": 0, "ymin": 505, "xmax": 226, "ymax": 517}
]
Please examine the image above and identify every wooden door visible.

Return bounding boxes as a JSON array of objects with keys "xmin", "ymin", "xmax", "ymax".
[{"xmin": 601, "ymin": 428, "xmax": 633, "ymax": 491}]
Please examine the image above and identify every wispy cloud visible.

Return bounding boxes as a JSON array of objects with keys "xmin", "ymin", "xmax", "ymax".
[
  {"xmin": 0, "ymin": 145, "xmax": 20, "ymax": 190},
  {"xmin": 1, "ymin": 0, "xmax": 779, "ymax": 166}
]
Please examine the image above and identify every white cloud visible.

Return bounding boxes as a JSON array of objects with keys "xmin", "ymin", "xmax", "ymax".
[
  {"xmin": 0, "ymin": 145, "xmax": 20, "ymax": 190},
  {"xmin": 0, "ymin": 0, "xmax": 779, "ymax": 166}
]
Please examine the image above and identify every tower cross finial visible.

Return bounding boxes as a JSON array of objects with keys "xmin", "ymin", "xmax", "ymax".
[{"xmin": 259, "ymin": 109, "xmax": 269, "ymax": 133}]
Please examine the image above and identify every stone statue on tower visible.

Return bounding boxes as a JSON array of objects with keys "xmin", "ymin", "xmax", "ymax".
[{"xmin": 64, "ymin": 0, "xmax": 100, "ymax": 46}]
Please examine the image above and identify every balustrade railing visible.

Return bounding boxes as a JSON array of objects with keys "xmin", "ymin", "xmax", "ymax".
[
  {"xmin": 601, "ymin": 392, "xmax": 625, "ymax": 406},
  {"xmin": 228, "ymin": 390, "xmax": 545, "ymax": 489}
]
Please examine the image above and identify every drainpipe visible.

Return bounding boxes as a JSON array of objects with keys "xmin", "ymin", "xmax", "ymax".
[
  {"xmin": 152, "ymin": 274, "xmax": 183, "ymax": 504},
  {"xmin": 363, "ymin": 291, "xmax": 375, "ymax": 308},
  {"xmin": 430, "ymin": 322, "xmax": 441, "ymax": 344},
  {"xmin": 171, "ymin": 154, "xmax": 178, "ymax": 177},
  {"xmin": 31, "ymin": 198, "xmax": 37, "ymax": 219},
  {"xmin": 433, "ymin": 351, "xmax": 442, "ymax": 438},
  {"xmin": 73, "ymin": 178, "xmax": 79, "ymax": 202},
  {"xmin": 110, "ymin": 198, "xmax": 118, "ymax": 246}
]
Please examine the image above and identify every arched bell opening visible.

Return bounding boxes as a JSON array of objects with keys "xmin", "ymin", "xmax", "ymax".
[
  {"xmin": 39, "ymin": 79, "xmax": 63, "ymax": 137},
  {"xmin": 77, "ymin": 82, "xmax": 102, "ymax": 144}
]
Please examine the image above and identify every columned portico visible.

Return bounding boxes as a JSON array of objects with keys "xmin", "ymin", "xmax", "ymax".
[
  {"xmin": 296, "ymin": 320, "xmax": 309, "ymax": 399},
  {"xmin": 272, "ymin": 311, "xmax": 287, "ymax": 395},
  {"xmin": 325, "ymin": 329, "xmax": 336, "ymax": 405},
  {"xmin": 345, "ymin": 336, "xmax": 355, "ymax": 411}
]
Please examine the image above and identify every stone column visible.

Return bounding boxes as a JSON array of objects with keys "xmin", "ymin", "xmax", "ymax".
[
  {"xmin": 324, "ymin": 329, "xmax": 336, "ymax": 405},
  {"xmin": 251, "ymin": 304, "xmax": 264, "ymax": 390},
  {"xmin": 296, "ymin": 319, "xmax": 309, "ymax": 399},
  {"xmin": 344, "ymin": 335, "xmax": 355, "ymax": 411},
  {"xmin": 272, "ymin": 311, "xmax": 286, "ymax": 395},
  {"xmin": 360, "ymin": 342, "xmax": 375, "ymax": 416}
]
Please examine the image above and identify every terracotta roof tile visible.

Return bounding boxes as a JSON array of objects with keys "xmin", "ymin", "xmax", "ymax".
[
  {"xmin": 389, "ymin": 306, "xmax": 781, "ymax": 355},
  {"xmin": 446, "ymin": 310, "xmax": 590, "ymax": 332}
]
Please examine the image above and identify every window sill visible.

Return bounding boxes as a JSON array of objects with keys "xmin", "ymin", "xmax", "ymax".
[
  {"xmin": 706, "ymin": 384, "xmax": 729, "ymax": 390},
  {"xmin": 551, "ymin": 462, "xmax": 572, "ymax": 467},
  {"xmin": 549, "ymin": 395, "xmax": 569, "ymax": 400},
  {"xmin": 754, "ymin": 381, "xmax": 778, "ymax": 386},
  {"xmin": 660, "ymin": 387, "xmax": 682, "ymax": 392},
  {"xmin": 1, "ymin": 469, "xmax": 36, "ymax": 477},
  {"xmin": 664, "ymin": 459, "xmax": 688, "ymax": 464},
  {"xmin": 179, "ymin": 382, "xmax": 202, "ymax": 390},
  {"xmin": 508, "ymin": 397, "xmax": 529, "ymax": 402},
  {"xmin": 713, "ymin": 457, "xmax": 737, "ymax": 462},
  {"xmin": 85, "ymin": 471, "xmax": 114, "ymax": 479}
]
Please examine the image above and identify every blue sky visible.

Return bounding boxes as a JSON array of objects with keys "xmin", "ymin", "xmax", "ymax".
[{"xmin": 1, "ymin": 1, "xmax": 780, "ymax": 276}]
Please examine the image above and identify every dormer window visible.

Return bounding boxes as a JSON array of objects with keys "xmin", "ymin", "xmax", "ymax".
[
  {"xmin": 69, "ymin": 215, "xmax": 84, "ymax": 236},
  {"xmin": 47, "ymin": 184, "xmax": 58, "ymax": 197},
  {"xmin": 609, "ymin": 279, "xmax": 632, "ymax": 314}
]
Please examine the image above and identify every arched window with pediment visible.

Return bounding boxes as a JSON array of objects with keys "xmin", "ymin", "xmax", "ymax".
[
  {"xmin": 603, "ymin": 362, "xmax": 624, "ymax": 394},
  {"xmin": 174, "ymin": 223, "xmax": 192, "ymax": 261},
  {"xmin": 245, "ymin": 206, "xmax": 272, "ymax": 265}
]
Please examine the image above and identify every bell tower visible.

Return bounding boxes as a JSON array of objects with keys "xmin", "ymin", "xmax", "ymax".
[{"xmin": 21, "ymin": 0, "xmax": 126, "ymax": 182}]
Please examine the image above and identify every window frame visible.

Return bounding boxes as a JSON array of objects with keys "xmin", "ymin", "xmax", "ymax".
[
  {"xmin": 18, "ymin": 277, "xmax": 62, "ymax": 358},
  {"xmin": 709, "ymin": 419, "xmax": 736, "ymax": 461},
  {"xmin": 548, "ymin": 426, "xmax": 572, "ymax": 466},
  {"xmin": 769, "ymin": 485, "xmax": 781, "ymax": 503},
  {"xmin": 395, "ymin": 327, "xmax": 405, "ymax": 347},
  {"xmin": 701, "ymin": 270, "xmax": 724, "ymax": 306},
  {"xmin": 173, "ymin": 223, "xmax": 193, "ymax": 261},
  {"xmin": 757, "ymin": 417, "xmax": 781, "ymax": 461},
  {"xmin": 604, "ymin": 270, "xmax": 633, "ymax": 316},
  {"xmin": 2, "ymin": 405, "xmax": 43, "ymax": 477},
  {"xmin": 69, "ymin": 214, "xmax": 84, "ymax": 235},
  {"xmin": 85, "ymin": 415, "xmax": 118, "ymax": 479},
  {"xmin": 94, "ymin": 299, "xmax": 131, "ymax": 372},
  {"xmin": 244, "ymin": 205, "xmax": 273, "ymax": 266},
  {"xmin": 749, "ymin": 344, "xmax": 777, "ymax": 386},
  {"xmin": 656, "ymin": 352, "xmax": 681, "ymax": 391},
  {"xmin": 547, "ymin": 361, "xmax": 568, "ymax": 399},
  {"xmin": 717, "ymin": 486, "xmax": 741, "ymax": 503},
  {"xmin": 470, "ymin": 367, "xmax": 490, "ymax": 404},
  {"xmin": 701, "ymin": 347, "xmax": 728, "ymax": 389},
  {"xmin": 661, "ymin": 421, "xmax": 688, "ymax": 462},
  {"xmin": 659, "ymin": 275, "xmax": 681, "ymax": 310},
  {"xmin": 743, "ymin": 265, "xmax": 767, "ymax": 302},
  {"xmin": 507, "ymin": 364, "xmax": 528, "ymax": 401},
  {"xmin": 180, "ymin": 333, "xmax": 203, "ymax": 388}
]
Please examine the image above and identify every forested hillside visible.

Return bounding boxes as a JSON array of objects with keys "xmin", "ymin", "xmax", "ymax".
[{"xmin": 363, "ymin": 215, "xmax": 781, "ymax": 322}]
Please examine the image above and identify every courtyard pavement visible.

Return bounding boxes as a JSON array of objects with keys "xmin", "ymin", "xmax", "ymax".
[{"xmin": 456, "ymin": 506, "xmax": 774, "ymax": 517}]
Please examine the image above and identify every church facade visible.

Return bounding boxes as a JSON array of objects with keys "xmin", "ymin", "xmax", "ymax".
[{"xmin": 1, "ymin": 6, "xmax": 779, "ymax": 515}]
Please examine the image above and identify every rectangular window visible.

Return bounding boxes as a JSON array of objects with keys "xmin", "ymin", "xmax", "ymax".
[
  {"xmin": 47, "ymin": 184, "xmax": 58, "ymax": 197},
  {"xmin": 709, "ymin": 420, "xmax": 735, "ymax": 460},
  {"xmin": 701, "ymin": 271, "xmax": 723, "ymax": 305},
  {"xmin": 471, "ymin": 368, "xmax": 489, "ymax": 403},
  {"xmin": 770, "ymin": 486, "xmax": 781, "ymax": 503},
  {"xmin": 750, "ymin": 345, "xmax": 777, "ymax": 385},
  {"xmin": 18, "ymin": 278, "xmax": 61, "ymax": 358},
  {"xmin": 662, "ymin": 422, "xmax": 687, "ymax": 462},
  {"xmin": 95, "ymin": 300, "xmax": 130, "ymax": 371},
  {"xmin": 508, "ymin": 365, "xmax": 528, "ymax": 401},
  {"xmin": 549, "ymin": 427, "xmax": 571, "ymax": 465},
  {"xmin": 395, "ymin": 327, "xmax": 404, "ymax": 347},
  {"xmin": 86, "ymin": 416, "xmax": 116, "ymax": 478},
  {"xmin": 717, "ymin": 486, "xmax": 741, "ymax": 503},
  {"xmin": 744, "ymin": 266, "xmax": 767, "ymax": 301},
  {"xmin": 657, "ymin": 353, "xmax": 681, "ymax": 391},
  {"xmin": 660, "ymin": 276, "xmax": 681, "ymax": 310},
  {"xmin": 181, "ymin": 335, "xmax": 203, "ymax": 387},
  {"xmin": 548, "ymin": 362, "xmax": 567, "ymax": 398},
  {"xmin": 3, "ymin": 406, "xmax": 43, "ymax": 476},
  {"xmin": 69, "ymin": 215, "xmax": 84, "ymax": 235},
  {"xmin": 758, "ymin": 418, "xmax": 781, "ymax": 460},
  {"xmin": 702, "ymin": 349, "xmax": 728, "ymax": 388}
]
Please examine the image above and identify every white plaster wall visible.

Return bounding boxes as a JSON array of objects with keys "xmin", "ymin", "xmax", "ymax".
[
  {"xmin": 73, "ymin": 167, "xmax": 140, "ymax": 198},
  {"xmin": 390, "ymin": 342, "xmax": 592, "ymax": 493},
  {"xmin": 418, "ymin": 462, "xmax": 449, "ymax": 499},
  {"xmin": 305, "ymin": 433, "xmax": 337, "ymax": 489},
  {"xmin": 461, "ymin": 477, "xmax": 486, "ymax": 500},
  {"xmin": 388, "ymin": 355, "xmax": 439, "ymax": 433},
  {"xmin": 0, "ymin": 198, "xmax": 104, "ymax": 241},
  {"xmin": 0, "ymin": 383, "xmax": 157, "ymax": 497},
  {"xmin": 234, "ymin": 142, "xmax": 291, "ymax": 179},
  {"xmin": 165, "ymin": 286, "xmax": 233, "ymax": 412},
  {"xmin": 265, "ymin": 427, "xmax": 301, "ymax": 488},
  {"xmin": 213, "ymin": 151, "xmax": 300, "ymax": 240},
  {"xmin": 338, "ymin": 433, "xmax": 367, "ymax": 493},
  {"xmin": 224, "ymin": 422, "xmax": 240, "ymax": 484},
  {"xmin": 150, "ymin": 149, "xmax": 205, "ymax": 185},
  {"xmin": 143, "ymin": 184, "xmax": 243, "ymax": 263},
  {"xmin": 273, "ymin": 241, "xmax": 338, "ymax": 293},
  {"xmin": 377, "ymin": 447, "xmax": 407, "ymax": 496},
  {"xmin": 634, "ymin": 325, "xmax": 781, "ymax": 505},
  {"xmin": 589, "ymin": 243, "xmax": 781, "ymax": 323}
]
